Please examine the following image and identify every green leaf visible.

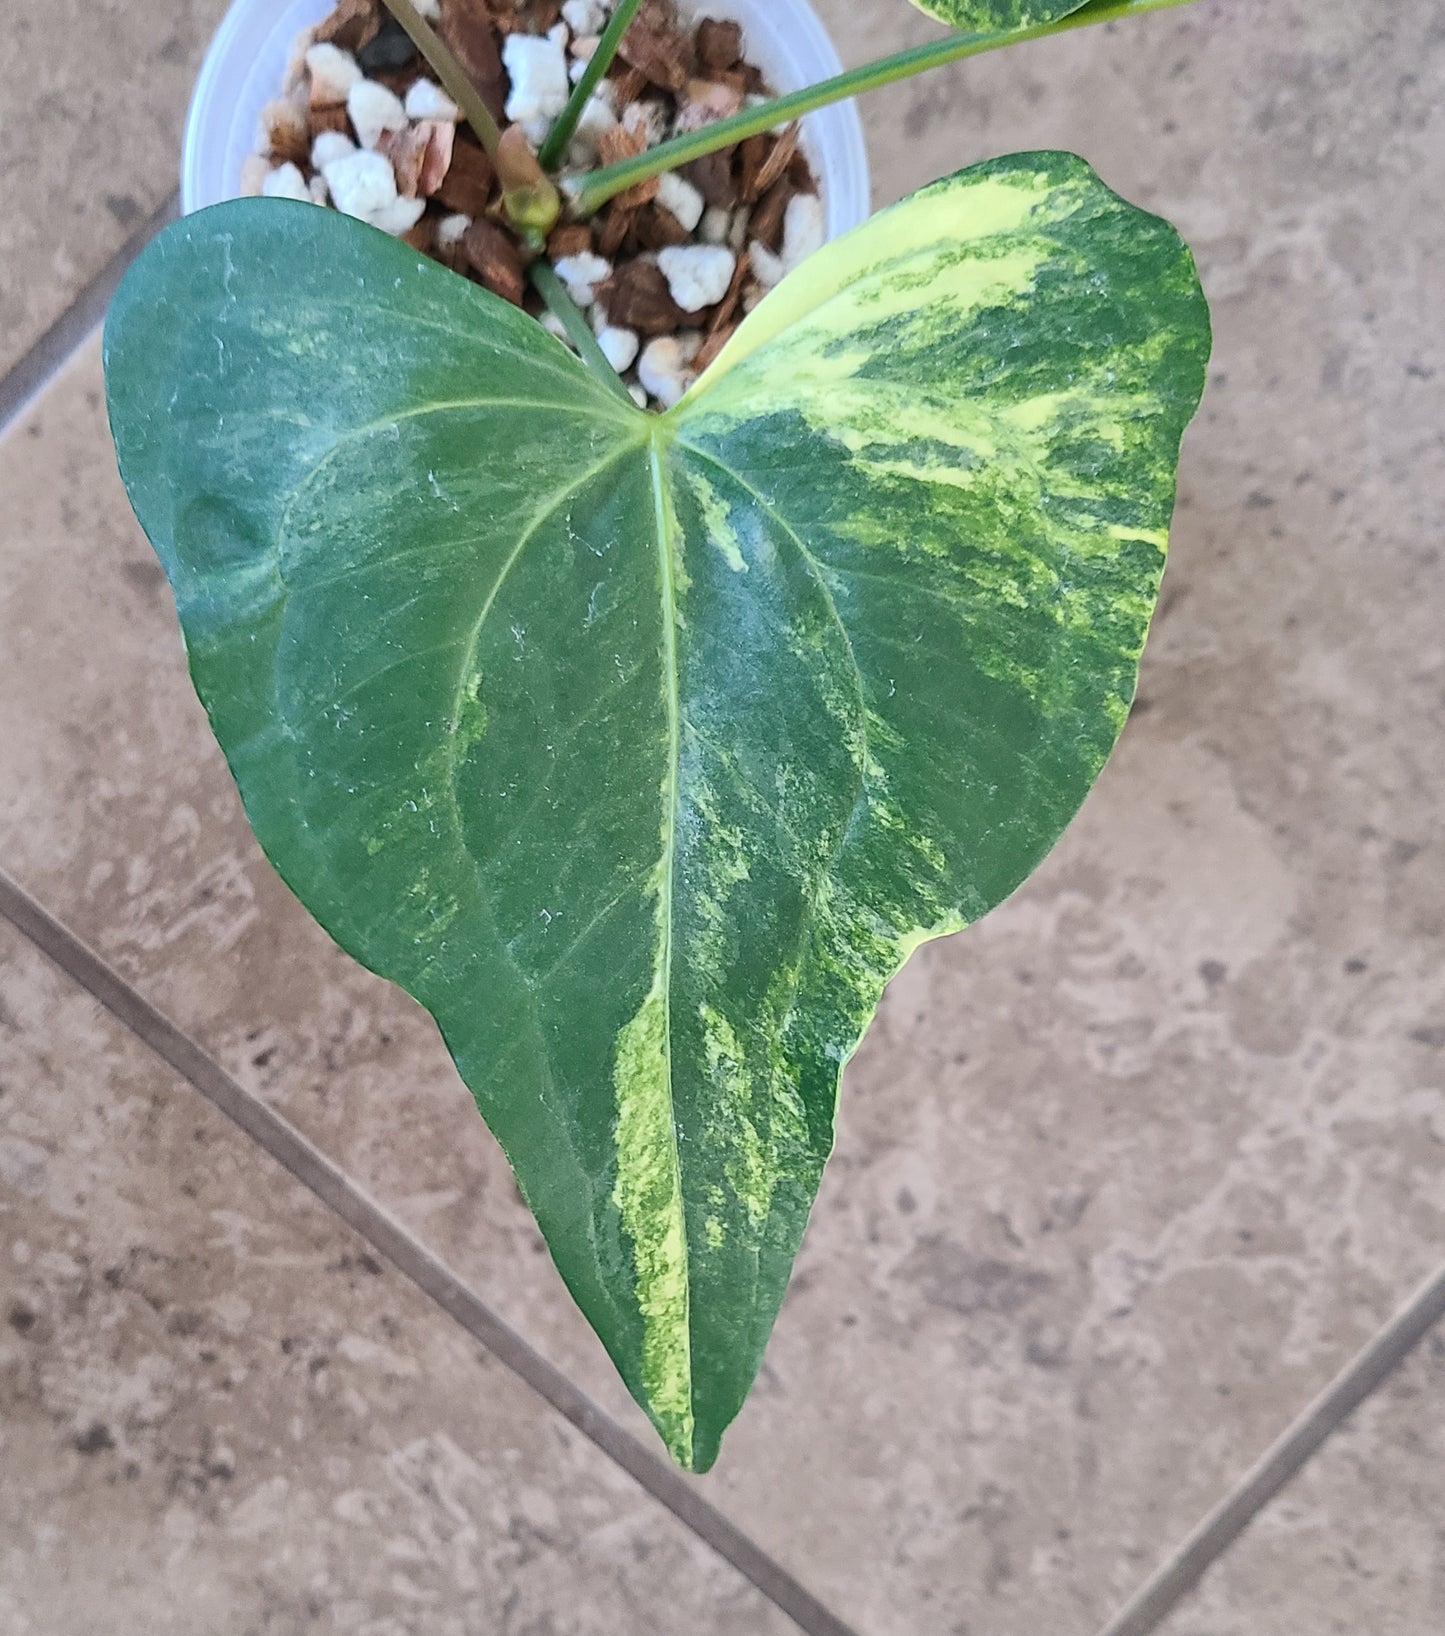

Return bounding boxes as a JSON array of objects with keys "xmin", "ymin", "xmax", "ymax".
[
  {"xmin": 906, "ymin": 0, "xmax": 1091, "ymax": 33},
  {"xmin": 903, "ymin": 0, "xmax": 1179, "ymax": 34},
  {"xmin": 1062, "ymin": 0, "xmax": 1189, "ymax": 21},
  {"xmin": 104, "ymin": 152, "xmax": 1209, "ymax": 1470}
]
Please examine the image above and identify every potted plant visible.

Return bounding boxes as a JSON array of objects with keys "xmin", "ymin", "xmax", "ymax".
[{"xmin": 102, "ymin": 0, "xmax": 1211, "ymax": 1474}]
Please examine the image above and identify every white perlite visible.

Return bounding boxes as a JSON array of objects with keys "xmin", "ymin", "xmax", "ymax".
[
  {"xmin": 750, "ymin": 194, "xmax": 826, "ymax": 290},
  {"xmin": 261, "ymin": 162, "xmax": 310, "ymax": 203},
  {"xmin": 503, "ymin": 31, "xmax": 570, "ymax": 141},
  {"xmin": 318, "ymin": 141, "xmax": 422, "ymax": 234},
  {"xmin": 554, "ymin": 253, "xmax": 612, "ymax": 306},
  {"xmin": 310, "ymin": 129, "xmax": 355, "ymax": 170},
  {"xmin": 436, "ymin": 212, "xmax": 472, "ymax": 250},
  {"xmin": 749, "ymin": 240, "xmax": 784, "ymax": 289},
  {"xmin": 657, "ymin": 244, "xmax": 736, "ymax": 312},
  {"xmin": 369, "ymin": 195, "xmax": 427, "ymax": 236},
  {"xmin": 699, "ymin": 205, "xmax": 730, "ymax": 245},
  {"xmin": 638, "ymin": 333, "xmax": 702, "ymax": 409},
  {"xmin": 323, "ymin": 148, "xmax": 397, "ymax": 220},
  {"xmin": 596, "ymin": 325, "xmax": 640, "ymax": 374},
  {"xmin": 656, "ymin": 171, "xmax": 705, "ymax": 233},
  {"xmin": 304, "ymin": 42, "xmax": 362, "ymax": 104},
  {"xmin": 561, "ymin": 0, "xmax": 607, "ymax": 32},
  {"xmin": 781, "ymin": 192, "xmax": 825, "ymax": 269},
  {"xmin": 404, "ymin": 78, "xmax": 460, "ymax": 122},
  {"xmin": 621, "ymin": 99, "xmax": 668, "ymax": 148},
  {"xmin": 348, "ymin": 79, "xmax": 408, "ymax": 149}
]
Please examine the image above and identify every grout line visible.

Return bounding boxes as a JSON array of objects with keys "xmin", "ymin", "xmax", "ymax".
[
  {"xmin": 1093, "ymin": 1258, "xmax": 1445, "ymax": 1636},
  {"xmin": 0, "ymin": 192, "xmax": 179, "ymax": 442},
  {"xmin": 0, "ymin": 864, "xmax": 862, "ymax": 1636}
]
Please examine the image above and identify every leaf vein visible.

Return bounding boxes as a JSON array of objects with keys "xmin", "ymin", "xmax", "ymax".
[{"xmin": 646, "ymin": 429, "xmax": 693, "ymax": 1412}]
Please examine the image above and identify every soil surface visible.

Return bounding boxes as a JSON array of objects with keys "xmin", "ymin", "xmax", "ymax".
[{"xmin": 245, "ymin": 0, "xmax": 823, "ymax": 406}]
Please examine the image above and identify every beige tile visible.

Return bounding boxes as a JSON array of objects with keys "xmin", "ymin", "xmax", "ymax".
[
  {"xmin": 0, "ymin": 0, "xmax": 228, "ymax": 378},
  {"xmin": 1153, "ymin": 1333, "xmax": 1445, "ymax": 1635},
  {"xmin": 3, "ymin": 2, "xmax": 1445, "ymax": 1632},
  {"xmin": 0, "ymin": 918, "xmax": 792, "ymax": 1636}
]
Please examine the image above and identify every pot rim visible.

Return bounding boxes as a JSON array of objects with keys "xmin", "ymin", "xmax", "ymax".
[{"xmin": 181, "ymin": 0, "xmax": 872, "ymax": 240}]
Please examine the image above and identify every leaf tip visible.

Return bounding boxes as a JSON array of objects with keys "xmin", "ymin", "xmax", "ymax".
[{"xmin": 678, "ymin": 1427, "xmax": 721, "ymax": 1475}]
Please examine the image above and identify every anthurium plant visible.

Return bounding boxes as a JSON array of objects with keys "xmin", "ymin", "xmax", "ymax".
[{"xmin": 104, "ymin": 0, "xmax": 1209, "ymax": 1470}]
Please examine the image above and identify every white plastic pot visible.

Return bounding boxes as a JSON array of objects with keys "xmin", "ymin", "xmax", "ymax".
[{"xmin": 181, "ymin": 0, "xmax": 871, "ymax": 240}]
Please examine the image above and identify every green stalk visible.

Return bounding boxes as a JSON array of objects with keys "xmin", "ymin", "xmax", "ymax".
[
  {"xmin": 567, "ymin": 0, "xmax": 1194, "ymax": 215},
  {"xmin": 529, "ymin": 261, "xmax": 635, "ymax": 404},
  {"xmin": 538, "ymin": 0, "xmax": 645, "ymax": 171},
  {"xmin": 380, "ymin": 0, "xmax": 504, "ymax": 159}
]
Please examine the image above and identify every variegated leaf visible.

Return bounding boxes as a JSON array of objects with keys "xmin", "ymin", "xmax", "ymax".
[
  {"xmin": 905, "ymin": 0, "xmax": 1090, "ymax": 34},
  {"xmin": 904, "ymin": 0, "xmax": 1176, "ymax": 37},
  {"xmin": 104, "ymin": 151, "xmax": 1209, "ymax": 1469}
]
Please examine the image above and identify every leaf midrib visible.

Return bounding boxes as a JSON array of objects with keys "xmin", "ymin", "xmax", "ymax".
[
  {"xmin": 669, "ymin": 433, "xmax": 878, "ymax": 1133},
  {"xmin": 647, "ymin": 423, "xmax": 694, "ymax": 1432}
]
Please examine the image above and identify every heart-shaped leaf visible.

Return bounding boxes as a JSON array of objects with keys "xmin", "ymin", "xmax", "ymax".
[{"xmin": 105, "ymin": 152, "xmax": 1208, "ymax": 1470}]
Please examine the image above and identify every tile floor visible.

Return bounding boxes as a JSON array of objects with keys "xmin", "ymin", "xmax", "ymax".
[{"xmin": 2, "ymin": 0, "xmax": 1443, "ymax": 1632}]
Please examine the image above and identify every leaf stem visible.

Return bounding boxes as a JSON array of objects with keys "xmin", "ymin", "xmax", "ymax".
[
  {"xmin": 380, "ymin": 0, "xmax": 504, "ymax": 159},
  {"xmin": 538, "ymin": 0, "xmax": 645, "ymax": 171},
  {"xmin": 529, "ymin": 260, "xmax": 636, "ymax": 404},
  {"xmin": 567, "ymin": 0, "xmax": 1195, "ymax": 215}
]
